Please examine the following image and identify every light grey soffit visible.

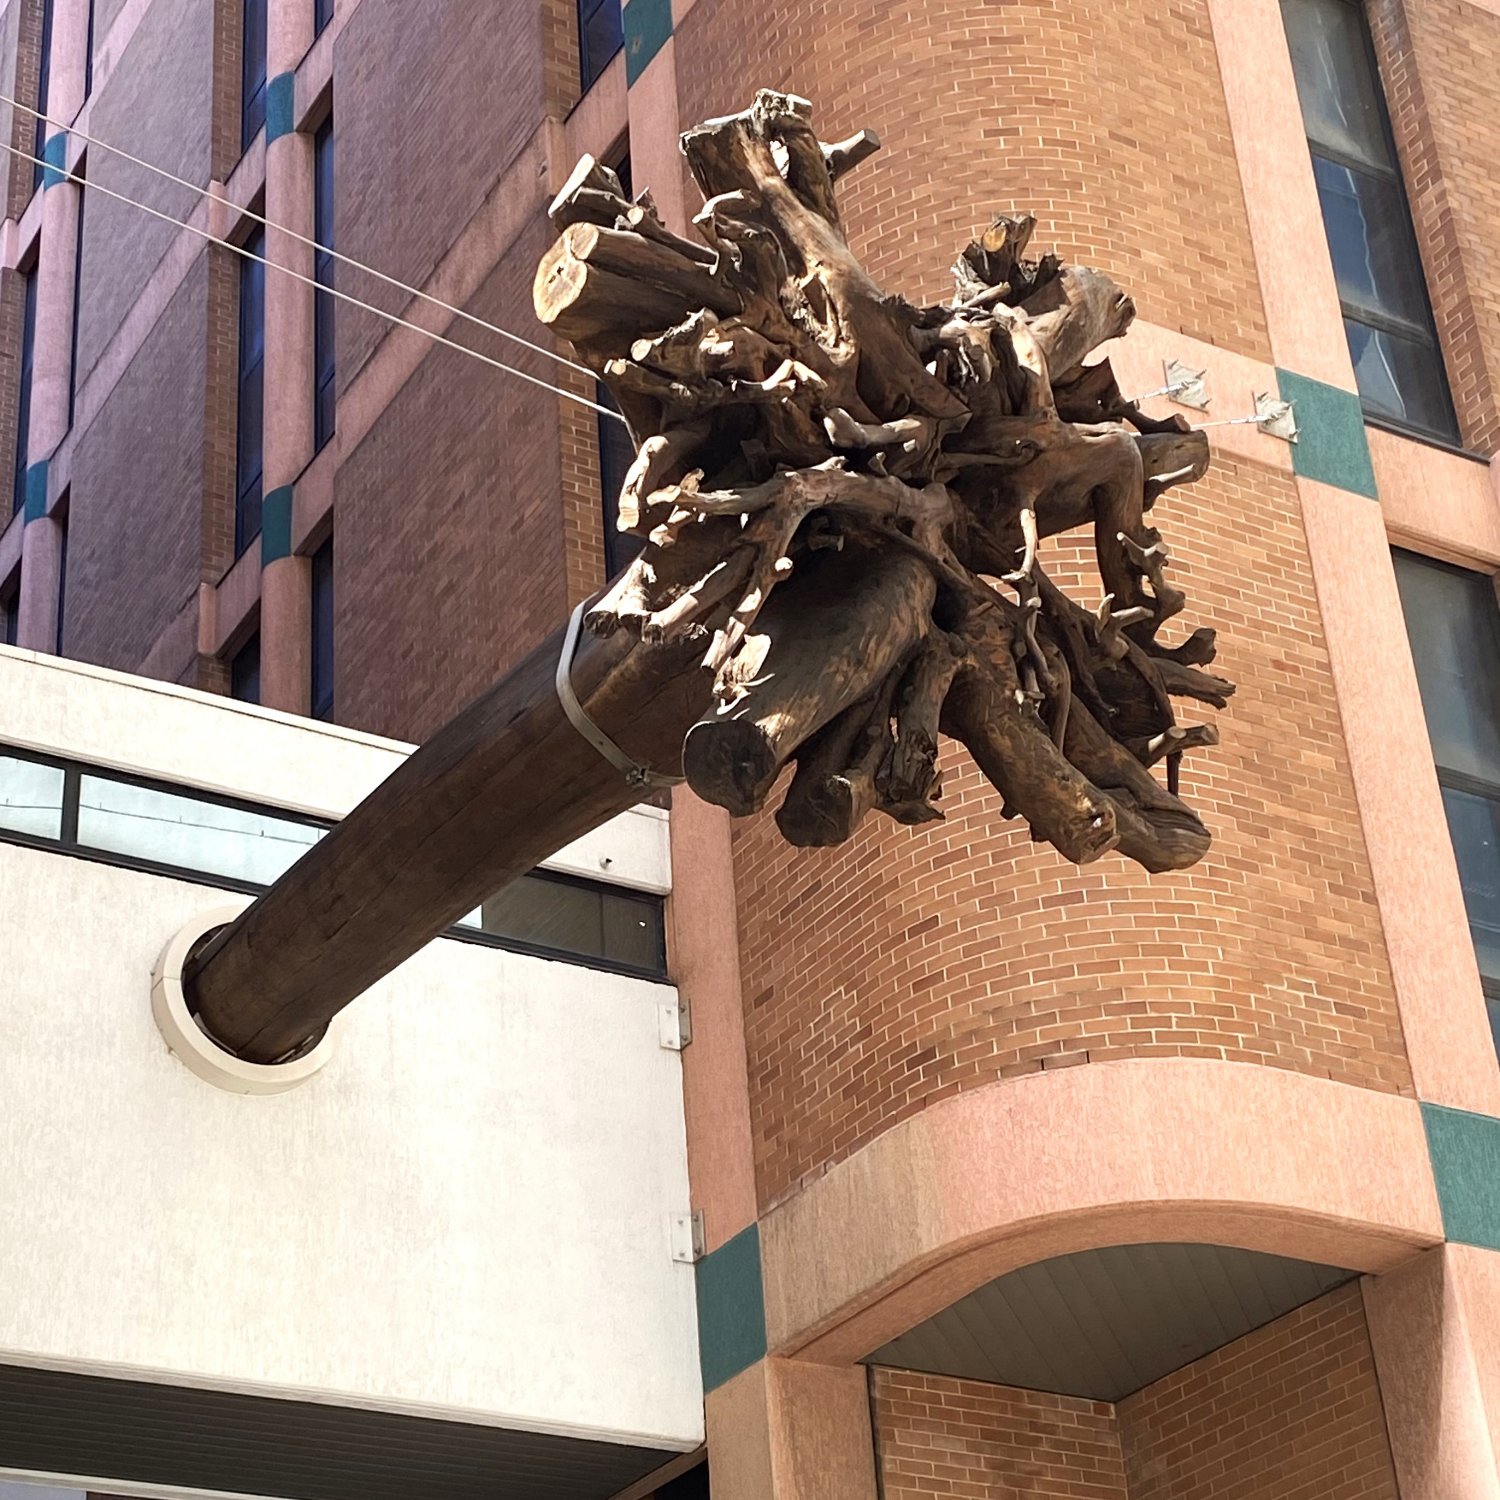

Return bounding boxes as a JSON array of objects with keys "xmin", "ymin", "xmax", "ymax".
[{"xmin": 867, "ymin": 1241, "xmax": 1354, "ymax": 1402}]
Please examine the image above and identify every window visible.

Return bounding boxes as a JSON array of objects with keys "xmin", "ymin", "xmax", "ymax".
[
  {"xmin": 230, "ymin": 633, "xmax": 261, "ymax": 704},
  {"xmin": 1282, "ymin": 0, "xmax": 1458, "ymax": 442},
  {"xmin": 311, "ymin": 535, "xmax": 333, "ymax": 720},
  {"xmin": 242, "ymin": 0, "xmax": 267, "ymax": 150},
  {"xmin": 577, "ymin": 0, "xmax": 623, "ymax": 91},
  {"xmin": 13, "ymin": 266, "xmax": 37, "ymax": 516},
  {"xmin": 235, "ymin": 229, "xmax": 266, "ymax": 555},
  {"xmin": 313, "ymin": 117, "xmax": 335, "ymax": 452},
  {"xmin": 32, "ymin": 0, "xmax": 53, "ymax": 193},
  {"xmin": 0, "ymin": 743, "xmax": 668, "ymax": 976},
  {"xmin": 1, "ymin": 577, "xmax": 18, "ymax": 647},
  {"xmin": 1393, "ymin": 550, "xmax": 1500, "ymax": 1047},
  {"xmin": 598, "ymin": 384, "xmax": 642, "ymax": 579},
  {"xmin": 84, "ymin": 0, "xmax": 93, "ymax": 97},
  {"xmin": 656, "ymin": 1464, "xmax": 710, "ymax": 1500},
  {"xmin": 53, "ymin": 502, "xmax": 66, "ymax": 655},
  {"xmin": 68, "ymin": 182, "xmax": 85, "ymax": 429},
  {"xmin": 314, "ymin": 0, "xmax": 332, "ymax": 37}
]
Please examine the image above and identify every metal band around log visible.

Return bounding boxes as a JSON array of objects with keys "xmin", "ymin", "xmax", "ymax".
[{"xmin": 556, "ymin": 599, "xmax": 684, "ymax": 790}]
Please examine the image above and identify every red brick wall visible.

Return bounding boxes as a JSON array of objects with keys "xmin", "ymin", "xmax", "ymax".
[
  {"xmin": 1369, "ymin": 0, "xmax": 1500, "ymax": 454},
  {"xmin": 75, "ymin": 0, "xmax": 217, "ymax": 387},
  {"xmin": 1119, "ymin": 1284, "xmax": 1400, "ymax": 1500},
  {"xmin": 333, "ymin": 0, "xmax": 548, "ymax": 390},
  {"xmin": 672, "ymin": 0, "xmax": 1271, "ymax": 358},
  {"xmin": 734, "ymin": 454, "xmax": 1409, "ymax": 1209},
  {"xmin": 872, "ymin": 1285, "xmax": 1399, "ymax": 1500},
  {"xmin": 66, "ymin": 256, "xmax": 210, "ymax": 673},
  {"xmin": 873, "ymin": 1368, "xmax": 1127, "ymax": 1500},
  {"xmin": 334, "ymin": 215, "xmax": 569, "ymax": 742}
]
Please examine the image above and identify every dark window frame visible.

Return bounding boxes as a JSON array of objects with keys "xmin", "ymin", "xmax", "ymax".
[
  {"xmin": 234, "ymin": 228, "xmax": 266, "ymax": 556},
  {"xmin": 0, "ymin": 741, "xmax": 668, "ymax": 980},
  {"xmin": 242, "ymin": 0, "xmax": 268, "ymax": 151},
  {"xmin": 577, "ymin": 0, "xmax": 623, "ymax": 92},
  {"xmin": 313, "ymin": 116, "xmax": 336, "ymax": 453},
  {"xmin": 310, "ymin": 535, "xmax": 334, "ymax": 721},
  {"xmin": 68, "ymin": 176, "xmax": 85, "ymax": 430},
  {"xmin": 1282, "ymin": 0, "xmax": 1458, "ymax": 444},
  {"xmin": 32, "ymin": 0, "xmax": 53, "ymax": 194},
  {"xmin": 1393, "ymin": 548, "xmax": 1500, "ymax": 1020},
  {"xmin": 13, "ymin": 264, "xmax": 38, "ymax": 516}
]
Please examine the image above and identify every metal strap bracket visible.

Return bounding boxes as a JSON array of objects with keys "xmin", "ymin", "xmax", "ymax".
[{"xmin": 555, "ymin": 600, "xmax": 684, "ymax": 790}]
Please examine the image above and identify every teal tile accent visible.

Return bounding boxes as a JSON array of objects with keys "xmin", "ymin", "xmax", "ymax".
[
  {"xmin": 623, "ymin": 0, "xmax": 672, "ymax": 86},
  {"xmin": 1422, "ymin": 1103, "xmax": 1500, "ymax": 1251},
  {"xmin": 41, "ymin": 133, "xmax": 67, "ymax": 190},
  {"xmin": 266, "ymin": 73, "xmax": 296, "ymax": 145},
  {"xmin": 1275, "ymin": 368, "xmax": 1378, "ymax": 500},
  {"xmin": 696, "ymin": 1223, "xmax": 767, "ymax": 1393},
  {"xmin": 23, "ymin": 460, "xmax": 47, "ymax": 523},
  {"xmin": 260, "ymin": 486, "xmax": 294, "ymax": 565}
]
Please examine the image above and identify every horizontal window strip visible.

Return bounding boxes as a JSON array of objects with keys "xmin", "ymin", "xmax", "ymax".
[{"xmin": 0, "ymin": 743, "xmax": 667, "ymax": 980}]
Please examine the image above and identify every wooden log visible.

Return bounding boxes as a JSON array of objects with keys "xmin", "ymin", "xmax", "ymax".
[
  {"xmin": 534, "ymin": 223, "xmax": 740, "ymax": 348},
  {"xmin": 186, "ymin": 627, "xmax": 714, "ymax": 1064},
  {"xmin": 682, "ymin": 547, "xmax": 936, "ymax": 816}
]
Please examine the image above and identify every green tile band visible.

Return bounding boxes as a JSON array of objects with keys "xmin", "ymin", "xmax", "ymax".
[
  {"xmin": 696, "ymin": 1222, "xmax": 767, "ymax": 1393},
  {"xmin": 1421, "ymin": 1102, "xmax": 1500, "ymax": 1252},
  {"xmin": 41, "ymin": 133, "xmax": 67, "ymax": 191},
  {"xmin": 266, "ymin": 73, "xmax": 296, "ymax": 145},
  {"xmin": 260, "ymin": 486, "xmax": 295, "ymax": 566},
  {"xmin": 1276, "ymin": 368, "xmax": 1378, "ymax": 499},
  {"xmin": 623, "ymin": 0, "xmax": 673, "ymax": 86},
  {"xmin": 23, "ymin": 459, "xmax": 48, "ymax": 523}
]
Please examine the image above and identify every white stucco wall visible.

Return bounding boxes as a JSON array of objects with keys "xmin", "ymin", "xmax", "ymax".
[
  {"xmin": 0, "ymin": 645, "xmax": 670, "ymax": 893},
  {"xmin": 0, "ymin": 651, "xmax": 700, "ymax": 1451}
]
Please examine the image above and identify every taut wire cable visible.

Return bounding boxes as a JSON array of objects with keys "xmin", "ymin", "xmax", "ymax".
[
  {"xmin": 0, "ymin": 139, "xmax": 627, "ymax": 422},
  {"xmin": 0, "ymin": 88, "xmax": 600, "ymax": 383}
]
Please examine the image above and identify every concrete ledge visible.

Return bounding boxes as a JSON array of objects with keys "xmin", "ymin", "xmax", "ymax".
[{"xmin": 761, "ymin": 1059, "xmax": 1444, "ymax": 1364}]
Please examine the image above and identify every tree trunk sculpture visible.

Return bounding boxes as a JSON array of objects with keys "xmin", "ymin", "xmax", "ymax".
[
  {"xmin": 185, "ymin": 90, "xmax": 1234, "ymax": 1062},
  {"xmin": 536, "ymin": 90, "xmax": 1231, "ymax": 873}
]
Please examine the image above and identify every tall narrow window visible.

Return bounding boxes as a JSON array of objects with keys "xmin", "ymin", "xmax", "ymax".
[
  {"xmin": 84, "ymin": 0, "xmax": 94, "ymax": 97},
  {"xmin": 313, "ymin": 116, "xmax": 335, "ymax": 452},
  {"xmin": 1282, "ymin": 0, "xmax": 1458, "ymax": 442},
  {"xmin": 577, "ymin": 0, "xmax": 623, "ymax": 91},
  {"xmin": 231, "ymin": 634, "xmax": 261, "ymax": 703},
  {"xmin": 242, "ymin": 0, "xmax": 268, "ymax": 150},
  {"xmin": 1394, "ymin": 550, "xmax": 1500, "ymax": 1050},
  {"xmin": 33, "ymin": 0, "xmax": 53, "ymax": 193},
  {"xmin": 68, "ymin": 183, "xmax": 85, "ymax": 430},
  {"xmin": 2, "ymin": 576, "xmax": 18, "ymax": 647},
  {"xmin": 235, "ymin": 230, "xmax": 266, "ymax": 555},
  {"xmin": 13, "ymin": 267, "xmax": 38, "ymax": 516},
  {"xmin": 314, "ymin": 0, "xmax": 332, "ymax": 37},
  {"xmin": 53, "ymin": 501, "xmax": 66, "ymax": 655},
  {"xmin": 598, "ymin": 385, "xmax": 640, "ymax": 580},
  {"xmin": 311, "ymin": 535, "xmax": 333, "ymax": 720}
]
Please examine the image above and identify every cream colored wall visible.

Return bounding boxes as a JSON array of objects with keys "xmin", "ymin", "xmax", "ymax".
[{"xmin": 0, "ymin": 652, "xmax": 699, "ymax": 1450}]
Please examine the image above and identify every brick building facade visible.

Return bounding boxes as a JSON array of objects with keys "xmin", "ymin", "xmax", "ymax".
[{"xmin": 2, "ymin": 0, "xmax": 1500, "ymax": 1495}]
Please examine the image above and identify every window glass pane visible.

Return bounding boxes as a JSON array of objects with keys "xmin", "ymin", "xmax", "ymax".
[
  {"xmin": 1313, "ymin": 155, "xmax": 1436, "ymax": 332},
  {"xmin": 579, "ymin": 0, "xmax": 623, "ymax": 88},
  {"xmin": 1282, "ymin": 0, "xmax": 1392, "ymax": 169},
  {"xmin": 312, "ymin": 537, "xmax": 334, "ymax": 720},
  {"xmin": 231, "ymin": 634, "xmax": 261, "ymax": 704},
  {"xmin": 0, "ymin": 755, "xmax": 64, "ymax": 839},
  {"xmin": 77, "ymin": 776, "xmax": 322, "ymax": 886},
  {"xmin": 1393, "ymin": 552, "xmax": 1500, "ymax": 784},
  {"xmin": 480, "ymin": 873, "xmax": 664, "ymax": 973},
  {"xmin": 1441, "ymin": 784, "xmax": 1500, "ymax": 989},
  {"xmin": 598, "ymin": 384, "xmax": 642, "ymax": 579},
  {"xmin": 1344, "ymin": 317, "xmax": 1456, "ymax": 439}
]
